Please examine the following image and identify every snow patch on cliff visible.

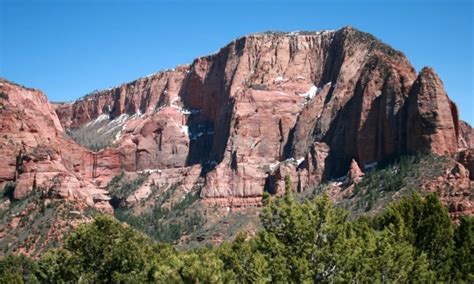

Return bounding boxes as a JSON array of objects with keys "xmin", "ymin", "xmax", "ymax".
[
  {"xmin": 85, "ymin": 114, "xmax": 110, "ymax": 127},
  {"xmin": 299, "ymin": 85, "xmax": 318, "ymax": 99},
  {"xmin": 180, "ymin": 125, "xmax": 189, "ymax": 136}
]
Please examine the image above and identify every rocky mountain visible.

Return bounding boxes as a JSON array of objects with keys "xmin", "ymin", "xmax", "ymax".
[{"xmin": 1, "ymin": 26, "xmax": 473, "ymax": 254}]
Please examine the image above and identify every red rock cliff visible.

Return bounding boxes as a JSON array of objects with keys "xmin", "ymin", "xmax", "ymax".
[{"xmin": 26, "ymin": 27, "xmax": 473, "ymax": 207}]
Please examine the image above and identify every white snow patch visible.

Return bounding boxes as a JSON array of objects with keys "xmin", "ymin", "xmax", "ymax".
[
  {"xmin": 138, "ymin": 168, "xmax": 161, "ymax": 174},
  {"xmin": 282, "ymin": 157, "xmax": 305, "ymax": 167},
  {"xmin": 132, "ymin": 110, "xmax": 143, "ymax": 117},
  {"xmin": 274, "ymin": 76, "xmax": 285, "ymax": 83},
  {"xmin": 113, "ymin": 130, "xmax": 122, "ymax": 142},
  {"xmin": 170, "ymin": 97, "xmax": 182, "ymax": 111},
  {"xmin": 269, "ymin": 161, "xmax": 280, "ymax": 172},
  {"xmin": 180, "ymin": 125, "xmax": 189, "ymax": 135},
  {"xmin": 296, "ymin": 157, "xmax": 305, "ymax": 166},
  {"xmin": 98, "ymin": 113, "xmax": 129, "ymax": 133},
  {"xmin": 299, "ymin": 85, "xmax": 318, "ymax": 99},
  {"xmin": 102, "ymin": 124, "xmax": 123, "ymax": 135},
  {"xmin": 85, "ymin": 114, "xmax": 110, "ymax": 127}
]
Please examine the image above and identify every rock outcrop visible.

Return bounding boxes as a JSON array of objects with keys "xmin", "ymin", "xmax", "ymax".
[
  {"xmin": 0, "ymin": 79, "xmax": 112, "ymax": 213},
  {"xmin": 347, "ymin": 159, "xmax": 364, "ymax": 184},
  {"xmin": 459, "ymin": 121, "xmax": 474, "ymax": 150},
  {"xmin": 458, "ymin": 149, "xmax": 474, "ymax": 180},
  {"xmin": 48, "ymin": 27, "xmax": 471, "ymax": 209},
  {"xmin": 407, "ymin": 67, "xmax": 459, "ymax": 155},
  {"xmin": 1, "ymin": 26, "xmax": 472, "ymax": 237}
]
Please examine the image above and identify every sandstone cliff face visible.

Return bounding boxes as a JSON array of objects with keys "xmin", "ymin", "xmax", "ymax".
[
  {"xmin": 0, "ymin": 79, "xmax": 111, "ymax": 212},
  {"xmin": 54, "ymin": 65, "xmax": 190, "ymax": 129},
  {"xmin": 1, "ymin": 27, "xmax": 472, "ymax": 253},
  {"xmin": 459, "ymin": 121, "xmax": 473, "ymax": 150},
  {"xmin": 407, "ymin": 67, "xmax": 459, "ymax": 155},
  {"xmin": 47, "ymin": 27, "xmax": 470, "ymax": 209},
  {"xmin": 1, "ymin": 27, "xmax": 471, "ymax": 220}
]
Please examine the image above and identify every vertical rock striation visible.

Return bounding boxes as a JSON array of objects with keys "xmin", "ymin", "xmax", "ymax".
[{"xmin": 1, "ymin": 26, "xmax": 470, "ymax": 211}]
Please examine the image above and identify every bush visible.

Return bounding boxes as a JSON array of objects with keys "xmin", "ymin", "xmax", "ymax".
[
  {"xmin": 0, "ymin": 191, "xmax": 471, "ymax": 282},
  {"xmin": 1, "ymin": 182, "xmax": 15, "ymax": 201},
  {"xmin": 0, "ymin": 254, "xmax": 40, "ymax": 283},
  {"xmin": 115, "ymin": 188, "xmax": 204, "ymax": 243},
  {"xmin": 0, "ymin": 92, "xmax": 8, "ymax": 101},
  {"xmin": 107, "ymin": 172, "xmax": 147, "ymax": 208},
  {"xmin": 250, "ymin": 83, "xmax": 268, "ymax": 91}
]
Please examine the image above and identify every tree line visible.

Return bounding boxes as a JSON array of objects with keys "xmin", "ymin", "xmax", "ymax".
[{"xmin": 0, "ymin": 190, "xmax": 473, "ymax": 283}]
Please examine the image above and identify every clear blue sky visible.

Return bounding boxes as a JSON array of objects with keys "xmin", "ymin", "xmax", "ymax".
[{"xmin": 1, "ymin": 0, "xmax": 473, "ymax": 124}]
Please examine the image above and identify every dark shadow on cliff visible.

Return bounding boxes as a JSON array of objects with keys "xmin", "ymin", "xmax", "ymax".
[{"xmin": 178, "ymin": 39, "xmax": 246, "ymax": 176}]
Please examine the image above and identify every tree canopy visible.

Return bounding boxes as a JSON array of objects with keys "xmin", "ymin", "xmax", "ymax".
[{"xmin": 1, "ymin": 191, "xmax": 472, "ymax": 283}]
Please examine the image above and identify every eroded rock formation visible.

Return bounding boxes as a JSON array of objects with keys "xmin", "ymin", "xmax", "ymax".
[
  {"xmin": 0, "ymin": 79, "xmax": 112, "ymax": 213},
  {"xmin": 49, "ymin": 27, "xmax": 473, "ymax": 209},
  {"xmin": 1, "ymin": 27, "xmax": 472, "ymax": 231}
]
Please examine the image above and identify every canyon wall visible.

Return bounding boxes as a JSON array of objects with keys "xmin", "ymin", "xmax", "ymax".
[{"xmin": 2, "ymin": 27, "xmax": 470, "ymax": 210}]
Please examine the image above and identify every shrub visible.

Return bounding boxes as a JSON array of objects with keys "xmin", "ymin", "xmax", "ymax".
[
  {"xmin": 250, "ymin": 83, "xmax": 268, "ymax": 91},
  {"xmin": 1, "ymin": 182, "xmax": 15, "ymax": 201},
  {"xmin": 0, "ymin": 92, "xmax": 8, "ymax": 101},
  {"xmin": 1, "ymin": 189, "xmax": 471, "ymax": 282}
]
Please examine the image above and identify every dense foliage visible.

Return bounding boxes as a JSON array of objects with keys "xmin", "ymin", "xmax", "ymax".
[
  {"xmin": 114, "ymin": 180, "xmax": 205, "ymax": 243},
  {"xmin": 1, "ymin": 191, "xmax": 473, "ymax": 283},
  {"xmin": 344, "ymin": 153, "xmax": 448, "ymax": 213}
]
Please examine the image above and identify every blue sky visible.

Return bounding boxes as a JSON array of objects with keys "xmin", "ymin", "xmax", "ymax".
[{"xmin": 1, "ymin": 0, "xmax": 473, "ymax": 124}]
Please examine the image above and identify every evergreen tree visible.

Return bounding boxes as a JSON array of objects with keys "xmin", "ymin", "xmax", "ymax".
[
  {"xmin": 217, "ymin": 232, "xmax": 270, "ymax": 283},
  {"xmin": 453, "ymin": 216, "xmax": 474, "ymax": 281},
  {"xmin": 375, "ymin": 193, "xmax": 455, "ymax": 280},
  {"xmin": 0, "ymin": 188, "xmax": 470, "ymax": 283},
  {"xmin": 63, "ymin": 215, "xmax": 158, "ymax": 282},
  {"xmin": 0, "ymin": 254, "xmax": 40, "ymax": 284}
]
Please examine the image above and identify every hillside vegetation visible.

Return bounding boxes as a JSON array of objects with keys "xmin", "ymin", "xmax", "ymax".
[{"xmin": 1, "ymin": 191, "xmax": 472, "ymax": 283}]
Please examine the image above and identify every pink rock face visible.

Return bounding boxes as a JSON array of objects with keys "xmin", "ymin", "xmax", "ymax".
[
  {"xmin": 48, "ymin": 27, "xmax": 466, "ymax": 208},
  {"xmin": 459, "ymin": 121, "xmax": 473, "ymax": 150},
  {"xmin": 347, "ymin": 159, "xmax": 364, "ymax": 184},
  {"xmin": 1, "ymin": 27, "xmax": 469, "ymax": 212},
  {"xmin": 53, "ymin": 65, "xmax": 189, "ymax": 129},
  {"xmin": 2, "ymin": 27, "xmax": 473, "ymax": 256},
  {"xmin": 407, "ymin": 67, "xmax": 460, "ymax": 155},
  {"xmin": 458, "ymin": 149, "xmax": 474, "ymax": 180},
  {"xmin": 422, "ymin": 161, "xmax": 473, "ymax": 221},
  {"xmin": 0, "ymin": 79, "xmax": 112, "ymax": 212}
]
